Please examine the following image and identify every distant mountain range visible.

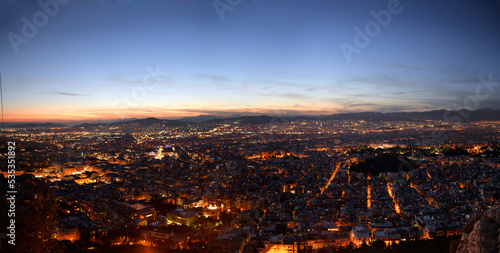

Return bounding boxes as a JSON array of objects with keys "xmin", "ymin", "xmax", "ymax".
[
  {"xmin": 4, "ymin": 109, "xmax": 500, "ymax": 128},
  {"xmin": 115, "ymin": 117, "xmax": 186, "ymax": 126},
  {"xmin": 3, "ymin": 123, "xmax": 66, "ymax": 129},
  {"xmin": 322, "ymin": 108, "xmax": 500, "ymax": 122},
  {"xmin": 200, "ymin": 108, "xmax": 500, "ymax": 124},
  {"xmin": 72, "ymin": 117, "xmax": 187, "ymax": 128},
  {"xmin": 178, "ymin": 115, "xmax": 219, "ymax": 123}
]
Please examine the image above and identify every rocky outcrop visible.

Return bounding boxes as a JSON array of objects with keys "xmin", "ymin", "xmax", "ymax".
[{"xmin": 456, "ymin": 202, "xmax": 500, "ymax": 253}]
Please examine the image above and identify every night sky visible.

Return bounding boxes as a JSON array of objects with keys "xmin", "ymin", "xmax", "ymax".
[{"xmin": 1, "ymin": 0, "xmax": 499, "ymax": 122}]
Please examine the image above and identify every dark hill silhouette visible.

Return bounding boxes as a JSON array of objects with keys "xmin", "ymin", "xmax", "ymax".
[
  {"xmin": 6, "ymin": 123, "xmax": 66, "ymax": 128},
  {"xmin": 73, "ymin": 117, "xmax": 186, "ymax": 128},
  {"xmin": 16, "ymin": 108, "xmax": 500, "ymax": 127},
  {"xmin": 178, "ymin": 115, "xmax": 218, "ymax": 123},
  {"xmin": 324, "ymin": 109, "xmax": 500, "ymax": 122},
  {"xmin": 208, "ymin": 115, "xmax": 291, "ymax": 125}
]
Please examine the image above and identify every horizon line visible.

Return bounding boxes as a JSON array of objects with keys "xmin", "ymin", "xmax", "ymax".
[{"xmin": 3, "ymin": 108, "xmax": 499, "ymax": 125}]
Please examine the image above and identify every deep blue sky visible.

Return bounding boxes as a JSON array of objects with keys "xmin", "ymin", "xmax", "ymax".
[{"xmin": 1, "ymin": 0, "xmax": 499, "ymax": 122}]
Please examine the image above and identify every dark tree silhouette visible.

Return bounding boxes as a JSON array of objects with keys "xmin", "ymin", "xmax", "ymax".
[{"xmin": 4, "ymin": 178, "xmax": 63, "ymax": 253}]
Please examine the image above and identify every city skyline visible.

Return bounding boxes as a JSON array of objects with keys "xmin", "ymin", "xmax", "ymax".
[
  {"xmin": 1, "ymin": 0, "xmax": 500, "ymax": 123},
  {"xmin": 2, "ymin": 110, "xmax": 499, "ymax": 252}
]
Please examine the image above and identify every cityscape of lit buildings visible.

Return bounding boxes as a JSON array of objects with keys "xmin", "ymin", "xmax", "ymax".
[{"xmin": 1, "ymin": 118, "xmax": 499, "ymax": 252}]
